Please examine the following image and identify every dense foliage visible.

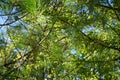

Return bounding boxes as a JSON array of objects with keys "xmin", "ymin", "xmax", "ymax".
[{"xmin": 0, "ymin": 0, "xmax": 120, "ymax": 79}]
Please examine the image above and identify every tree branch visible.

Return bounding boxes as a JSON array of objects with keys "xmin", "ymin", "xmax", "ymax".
[
  {"xmin": 0, "ymin": 13, "xmax": 29, "ymax": 27},
  {"xmin": 58, "ymin": 17, "xmax": 120, "ymax": 52},
  {"xmin": 96, "ymin": 4, "xmax": 120, "ymax": 11},
  {"xmin": 0, "ymin": 11, "xmax": 21, "ymax": 16}
]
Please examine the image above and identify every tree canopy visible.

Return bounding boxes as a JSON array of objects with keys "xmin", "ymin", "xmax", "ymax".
[{"xmin": 0, "ymin": 0, "xmax": 120, "ymax": 79}]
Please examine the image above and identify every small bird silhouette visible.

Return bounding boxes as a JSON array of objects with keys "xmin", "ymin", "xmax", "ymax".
[{"xmin": 14, "ymin": 16, "xmax": 19, "ymax": 21}]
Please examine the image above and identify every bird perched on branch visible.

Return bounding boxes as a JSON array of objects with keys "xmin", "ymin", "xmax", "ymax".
[{"xmin": 14, "ymin": 16, "xmax": 19, "ymax": 21}]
